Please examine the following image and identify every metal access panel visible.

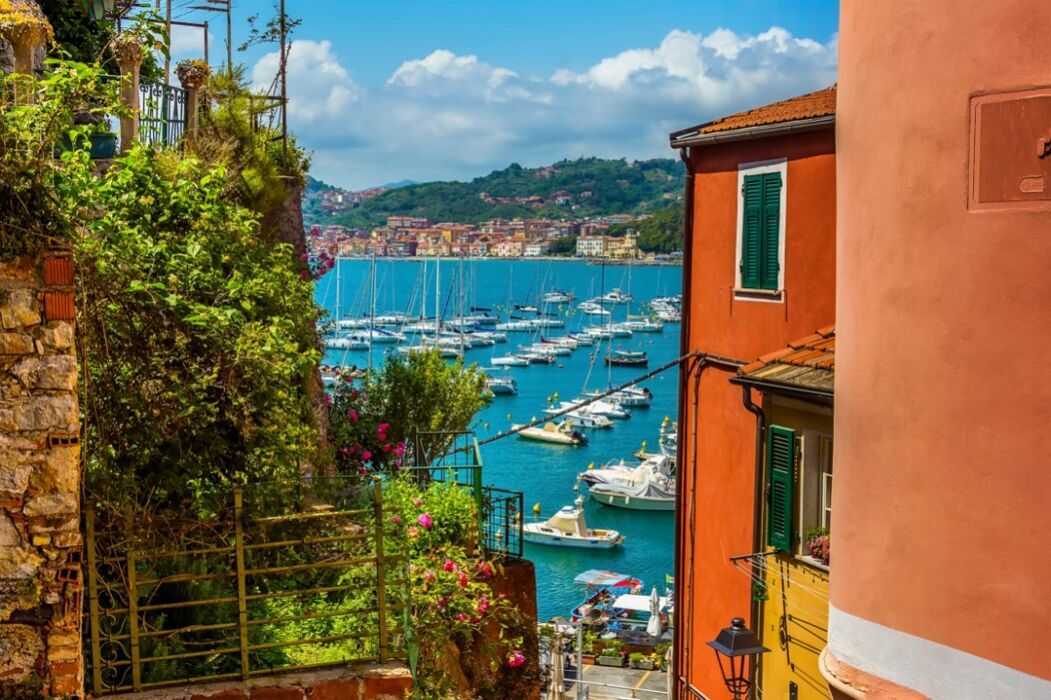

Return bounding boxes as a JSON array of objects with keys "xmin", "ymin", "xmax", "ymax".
[{"xmin": 969, "ymin": 87, "xmax": 1051, "ymax": 210}]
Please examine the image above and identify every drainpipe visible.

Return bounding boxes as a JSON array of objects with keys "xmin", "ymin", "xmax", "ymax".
[
  {"xmin": 741, "ymin": 384, "xmax": 766, "ymax": 696},
  {"xmin": 671, "ymin": 144, "xmax": 695, "ymax": 696}
]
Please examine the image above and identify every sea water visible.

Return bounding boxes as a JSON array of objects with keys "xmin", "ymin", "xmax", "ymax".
[{"xmin": 316, "ymin": 258, "xmax": 682, "ymax": 619}]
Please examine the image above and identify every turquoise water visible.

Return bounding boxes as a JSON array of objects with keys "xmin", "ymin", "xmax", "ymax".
[{"xmin": 315, "ymin": 259, "xmax": 682, "ymax": 620}]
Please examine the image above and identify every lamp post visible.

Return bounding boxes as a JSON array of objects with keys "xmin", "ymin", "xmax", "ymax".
[{"xmin": 706, "ymin": 617, "xmax": 769, "ymax": 700}]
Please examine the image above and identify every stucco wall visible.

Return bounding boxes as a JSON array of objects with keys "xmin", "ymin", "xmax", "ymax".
[
  {"xmin": 675, "ymin": 128, "xmax": 837, "ymax": 698},
  {"xmin": 833, "ymin": 0, "xmax": 1051, "ymax": 695},
  {"xmin": 0, "ymin": 254, "xmax": 82, "ymax": 698}
]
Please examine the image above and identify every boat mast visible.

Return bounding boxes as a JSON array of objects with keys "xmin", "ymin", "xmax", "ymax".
[
  {"xmin": 435, "ymin": 253, "xmax": 441, "ymax": 335},
  {"xmin": 334, "ymin": 253, "xmax": 341, "ymax": 326},
  {"xmin": 368, "ymin": 253, "xmax": 377, "ymax": 372},
  {"xmin": 604, "ymin": 258, "xmax": 613, "ymax": 389}
]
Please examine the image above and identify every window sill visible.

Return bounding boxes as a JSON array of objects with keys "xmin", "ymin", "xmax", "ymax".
[
  {"xmin": 799, "ymin": 555, "xmax": 830, "ymax": 572},
  {"xmin": 733, "ymin": 288, "xmax": 783, "ymax": 303}
]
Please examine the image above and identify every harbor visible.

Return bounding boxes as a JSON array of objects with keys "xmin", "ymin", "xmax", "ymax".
[{"xmin": 316, "ymin": 257, "xmax": 682, "ymax": 620}]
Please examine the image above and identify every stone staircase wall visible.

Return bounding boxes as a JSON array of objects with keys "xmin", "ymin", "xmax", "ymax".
[{"xmin": 0, "ymin": 254, "xmax": 82, "ymax": 698}]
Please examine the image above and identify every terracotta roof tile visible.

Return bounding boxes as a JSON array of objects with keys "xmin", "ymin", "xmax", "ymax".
[
  {"xmin": 699, "ymin": 86, "xmax": 836, "ymax": 135},
  {"xmin": 738, "ymin": 325, "xmax": 836, "ymax": 395}
]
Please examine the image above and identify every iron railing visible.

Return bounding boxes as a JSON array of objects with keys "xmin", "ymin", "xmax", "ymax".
[
  {"xmin": 83, "ymin": 477, "xmax": 405, "ymax": 695},
  {"xmin": 404, "ymin": 430, "xmax": 523, "ymax": 558},
  {"xmin": 138, "ymin": 80, "xmax": 187, "ymax": 148}
]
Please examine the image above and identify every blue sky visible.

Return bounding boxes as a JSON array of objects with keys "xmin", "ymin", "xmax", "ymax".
[{"xmin": 169, "ymin": 1, "xmax": 840, "ymax": 188}]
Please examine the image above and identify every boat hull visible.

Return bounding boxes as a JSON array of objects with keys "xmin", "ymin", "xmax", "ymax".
[
  {"xmin": 523, "ymin": 532, "xmax": 621, "ymax": 549},
  {"xmin": 590, "ymin": 490, "xmax": 675, "ymax": 511}
]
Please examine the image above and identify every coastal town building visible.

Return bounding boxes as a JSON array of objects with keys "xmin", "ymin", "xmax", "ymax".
[
  {"xmin": 823, "ymin": 2, "xmax": 1051, "ymax": 697},
  {"xmin": 576, "ymin": 235, "xmax": 608, "ymax": 257},
  {"xmin": 732, "ymin": 327, "xmax": 835, "ymax": 699},
  {"xmin": 668, "ymin": 86, "xmax": 838, "ymax": 699}
]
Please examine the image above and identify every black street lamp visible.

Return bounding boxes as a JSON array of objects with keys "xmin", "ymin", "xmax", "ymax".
[{"xmin": 706, "ymin": 617, "xmax": 770, "ymax": 700}]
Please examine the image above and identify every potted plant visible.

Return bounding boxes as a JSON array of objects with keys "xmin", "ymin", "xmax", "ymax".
[
  {"xmin": 579, "ymin": 631, "xmax": 597, "ymax": 665},
  {"xmin": 629, "ymin": 652, "xmax": 655, "ymax": 670},
  {"xmin": 805, "ymin": 526, "xmax": 830, "ymax": 565},
  {"xmin": 596, "ymin": 638, "xmax": 625, "ymax": 667},
  {"xmin": 67, "ymin": 110, "xmax": 117, "ymax": 160},
  {"xmin": 653, "ymin": 642, "xmax": 671, "ymax": 672}
]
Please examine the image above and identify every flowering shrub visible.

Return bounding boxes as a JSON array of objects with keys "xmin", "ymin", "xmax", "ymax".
[
  {"xmin": 806, "ymin": 527, "xmax": 830, "ymax": 564},
  {"xmin": 327, "ymin": 379, "xmax": 408, "ymax": 478}
]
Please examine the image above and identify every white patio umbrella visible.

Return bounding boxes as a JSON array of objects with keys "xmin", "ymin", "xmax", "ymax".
[
  {"xmin": 646, "ymin": 586, "xmax": 663, "ymax": 637},
  {"xmin": 548, "ymin": 632, "xmax": 565, "ymax": 700}
]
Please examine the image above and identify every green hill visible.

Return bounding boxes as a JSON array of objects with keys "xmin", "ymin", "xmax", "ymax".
[
  {"xmin": 308, "ymin": 157, "xmax": 685, "ymax": 228},
  {"xmin": 607, "ymin": 203, "xmax": 684, "ymax": 253}
]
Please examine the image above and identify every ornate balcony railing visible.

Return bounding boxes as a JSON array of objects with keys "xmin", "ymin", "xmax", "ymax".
[{"xmin": 138, "ymin": 80, "xmax": 187, "ymax": 148}]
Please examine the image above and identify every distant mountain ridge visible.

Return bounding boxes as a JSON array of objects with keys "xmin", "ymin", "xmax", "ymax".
[{"xmin": 304, "ymin": 157, "xmax": 685, "ymax": 229}]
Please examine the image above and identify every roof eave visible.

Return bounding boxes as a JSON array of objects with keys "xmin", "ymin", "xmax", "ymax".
[
  {"xmin": 669, "ymin": 114, "xmax": 836, "ymax": 149},
  {"xmin": 730, "ymin": 374, "xmax": 834, "ymax": 405}
]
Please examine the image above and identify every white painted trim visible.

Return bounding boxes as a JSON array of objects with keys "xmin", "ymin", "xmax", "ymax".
[
  {"xmin": 734, "ymin": 158, "xmax": 787, "ymax": 302},
  {"xmin": 828, "ymin": 605, "xmax": 1051, "ymax": 699}
]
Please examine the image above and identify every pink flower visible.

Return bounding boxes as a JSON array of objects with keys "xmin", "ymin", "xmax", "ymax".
[
  {"xmin": 394, "ymin": 442, "xmax": 406, "ymax": 457},
  {"xmin": 412, "ymin": 497, "xmax": 424, "ymax": 507},
  {"xmin": 407, "ymin": 526, "xmax": 419, "ymax": 539},
  {"xmin": 322, "ymin": 393, "xmax": 332, "ymax": 405},
  {"xmin": 383, "ymin": 443, "xmax": 393, "ymax": 453},
  {"xmin": 457, "ymin": 613, "xmax": 468, "ymax": 622},
  {"xmin": 360, "ymin": 450, "xmax": 373, "ymax": 461},
  {"xmin": 442, "ymin": 559, "xmax": 456, "ymax": 572},
  {"xmin": 458, "ymin": 572, "xmax": 468, "ymax": 589},
  {"xmin": 299, "ymin": 252, "xmax": 309, "ymax": 261},
  {"xmin": 377, "ymin": 422, "xmax": 390, "ymax": 433},
  {"xmin": 476, "ymin": 562, "xmax": 492, "ymax": 577},
  {"xmin": 347, "ymin": 409, "xmax": 358, "ymax": 422},
  {"xmin": 388, "ymin": 515, "xmax": 402, "ymax": 524},
  {"xmin": 417, "ymin": 513, "xmax": 433, "ymax": 529},
  {"xmin": 507, "ymin": 650, "xmax": 526, "ymax": 668},
  {"xmin": 475, "ymin": 596, "xmax": 490, "ymax": 614}
]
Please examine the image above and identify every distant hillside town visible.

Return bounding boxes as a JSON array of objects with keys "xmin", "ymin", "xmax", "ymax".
[
  {"xmin": 303, "ymin": 157, "xmax": 686, "ymax": 258},
  {"xmin": 305, "ymin": 213, "xmax": 680, "ymax": 260}
]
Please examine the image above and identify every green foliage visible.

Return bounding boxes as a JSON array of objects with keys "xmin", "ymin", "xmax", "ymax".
[
  {"xmin": 551, "ymin": 235, "xmax": 576, "ymax": 255},
  {"xmin": 0, "ymin": 59, "xmax": 119, "ymax": 258},
  {"xmin": 606, "ymin": 202, "xmax": 684, "ymax": 253},
  {"xmin": 74, "ymin": 146, "xmax": 320, "ymax": 507},
  {"xmin": 37, "ymin": 2, "xmax": 163, "ymax": 81},
  {"xmin": 310, "ymin": 157, "xmax": 685, "ymax": 228},
  {"xmin": 328, "ymin": 349, "xmax": 490, "ymax": 468},
  {"xmin": 186, "ymin": 66, "xmax": 310, "ymax": 221}
]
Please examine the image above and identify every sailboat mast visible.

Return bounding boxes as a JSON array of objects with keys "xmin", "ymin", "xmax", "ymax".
[
  {"xmin": 435, "ymin": 254, "xmax": 441, "ymax": 332},
  {"xmin": 334, "ymin": 254, "xmax": 341, "ymax": 324},
  {"xmin": 368, "ymin": 254, "xmax": 377, "ymax": 371}
]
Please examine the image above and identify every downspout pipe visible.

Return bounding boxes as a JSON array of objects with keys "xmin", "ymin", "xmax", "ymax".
[
  {"xmin": 741, "ymin": 384, "xmax": 766, "ymax": 696},
  {"xmin": 671, "ymin": 144, "xmax": 695, "ymax": 698}
]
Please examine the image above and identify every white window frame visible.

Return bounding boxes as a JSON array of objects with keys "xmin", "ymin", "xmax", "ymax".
[{"xmin": 734, "ymin": 158, "xmax": 787, "ymax": 301}]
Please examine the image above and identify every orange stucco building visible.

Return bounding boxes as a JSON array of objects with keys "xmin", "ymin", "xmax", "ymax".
[
  {"xmin": 668, "ymin": 89, "xmax": 837, "ymax": 699},
  {"xmin": 824, "ymin": 1, "xmax": 1051, "ymax": 697}
]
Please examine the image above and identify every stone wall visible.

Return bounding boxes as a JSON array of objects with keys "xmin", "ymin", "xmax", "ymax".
[{"xmin": 0, "ymin": 254, "xmax": 82, "ymax": 698}]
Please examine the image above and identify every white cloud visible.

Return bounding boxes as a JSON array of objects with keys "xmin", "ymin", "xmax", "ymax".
[
  {"xmin": 252, "ymin": 40, "xmax": 360, "ymax": 124},
  {"xmin": 169, "ymin": 23, "xmax": 213, "ymax": 62},
  {"xmin": 256, "ymin": 28, "xmax": 836, "ymax": 188}
]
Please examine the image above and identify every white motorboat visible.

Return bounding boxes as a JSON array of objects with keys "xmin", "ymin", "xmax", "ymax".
[
  {"xmin": 578, "ymin": 302, "xmax": 611, "ymax": 318},
  {"xmin": 551, "ymin": 398, "xmax": 630, "ymax": 420},
  {"xmin": 513, "ymin": 422, "xmax": 588, "ymax": 446},
  {"xmin": 585, "ymin": 326, "xmax": 613, "ymax": 339},
  {"xmin": 585, "ymin": 386, "xmax": 652, "ymax": 407},
  {"xmin": 524, "ymin": 495, "xmax": 623, "ymax": 549},
  {"xmin": 349, "ymin": 328, "xmax": 405, "ymax": 344},
  {"xmin": 518, "ymin": 351, "xmax": 555, "ymax": 365},
  {"xmin": 495, "ymin": 320, "xmax": 535, "ymax": 332},
  {"xmin": 542, "ymin": 290, "xmax": 575, "ymax": 304},
  {"xmin": 568, "ymin": 333, "xmax": 595, "ymax": 346},
  {"xmin": 485, "ymin": 374, "xmax": 518, "ymax": 395},
  {"xmin": 589, "ymin": 472, "xmax": 676, "ymax": 511},
  {"xmin": 523, "ymin": 343, "xmax": 571, "ymax": 357},
  {"xmin": 607, "ymin": 324, "xmax": 634, "ymax": 338},
  {"xmin": 598, "ymin": 288, "xmax": 633, "ymax": 305},
  {"xmin": 492, "ymin": 354, "xmax": 529, "ymax": 367},
  {"xmin": 324, "ymin": 335, "xmax": 369, "ymax": 350},
  {"xmin": 578, "ymin": 455, "xmax": 673, "ymax": 486},
  {"xmin": 532, "ymin": 318, "xmax": 565, "ymax": 329},
  {"xmin": 543, "ymin": 406, "xmax": 612, "ymax": 428},
  {"xmin": 620, "ymin": 318, "xmax": 664, "ymax": 333}
]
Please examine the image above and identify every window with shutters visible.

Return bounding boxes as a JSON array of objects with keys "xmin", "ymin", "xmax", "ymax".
[
  {"xmin": 766, "ymin": 425, "xmax": 797, "ymax": 552},
  {"xmin": 735, "ymin": 160, "xmax": 786, "ymax": 298}
]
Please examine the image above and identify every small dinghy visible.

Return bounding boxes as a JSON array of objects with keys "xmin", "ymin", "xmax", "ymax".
[{"xmin": 524, "ymin": 495, "xmax": 624, "ymax": 549}]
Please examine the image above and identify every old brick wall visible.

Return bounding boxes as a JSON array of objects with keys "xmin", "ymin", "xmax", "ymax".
[{"xmin": 0, "ymin": 254, "xmax": 82, "ymax": 698}]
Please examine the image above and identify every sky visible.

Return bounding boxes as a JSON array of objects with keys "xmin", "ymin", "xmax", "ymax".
[{"xmin": 167, "ymin": 1, "xmax": 840, "ymax": 189}]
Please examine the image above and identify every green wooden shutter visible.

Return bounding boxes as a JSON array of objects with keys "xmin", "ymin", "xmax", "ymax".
[
  {"xmin": 766, "ymin": 425, "xmax": 796, "ymax": 552},
  {"xmin": 759, "ymin": 172, "xmax": 782, "ymax": 290},
  {"xmin": 740, "ymin": 175, "xmax": 763, "ymax": 289}
]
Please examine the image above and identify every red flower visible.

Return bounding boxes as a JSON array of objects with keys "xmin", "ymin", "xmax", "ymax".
[{"xmin": 507, "ymin": 650, "xmax": 526, "ymax": 668}]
